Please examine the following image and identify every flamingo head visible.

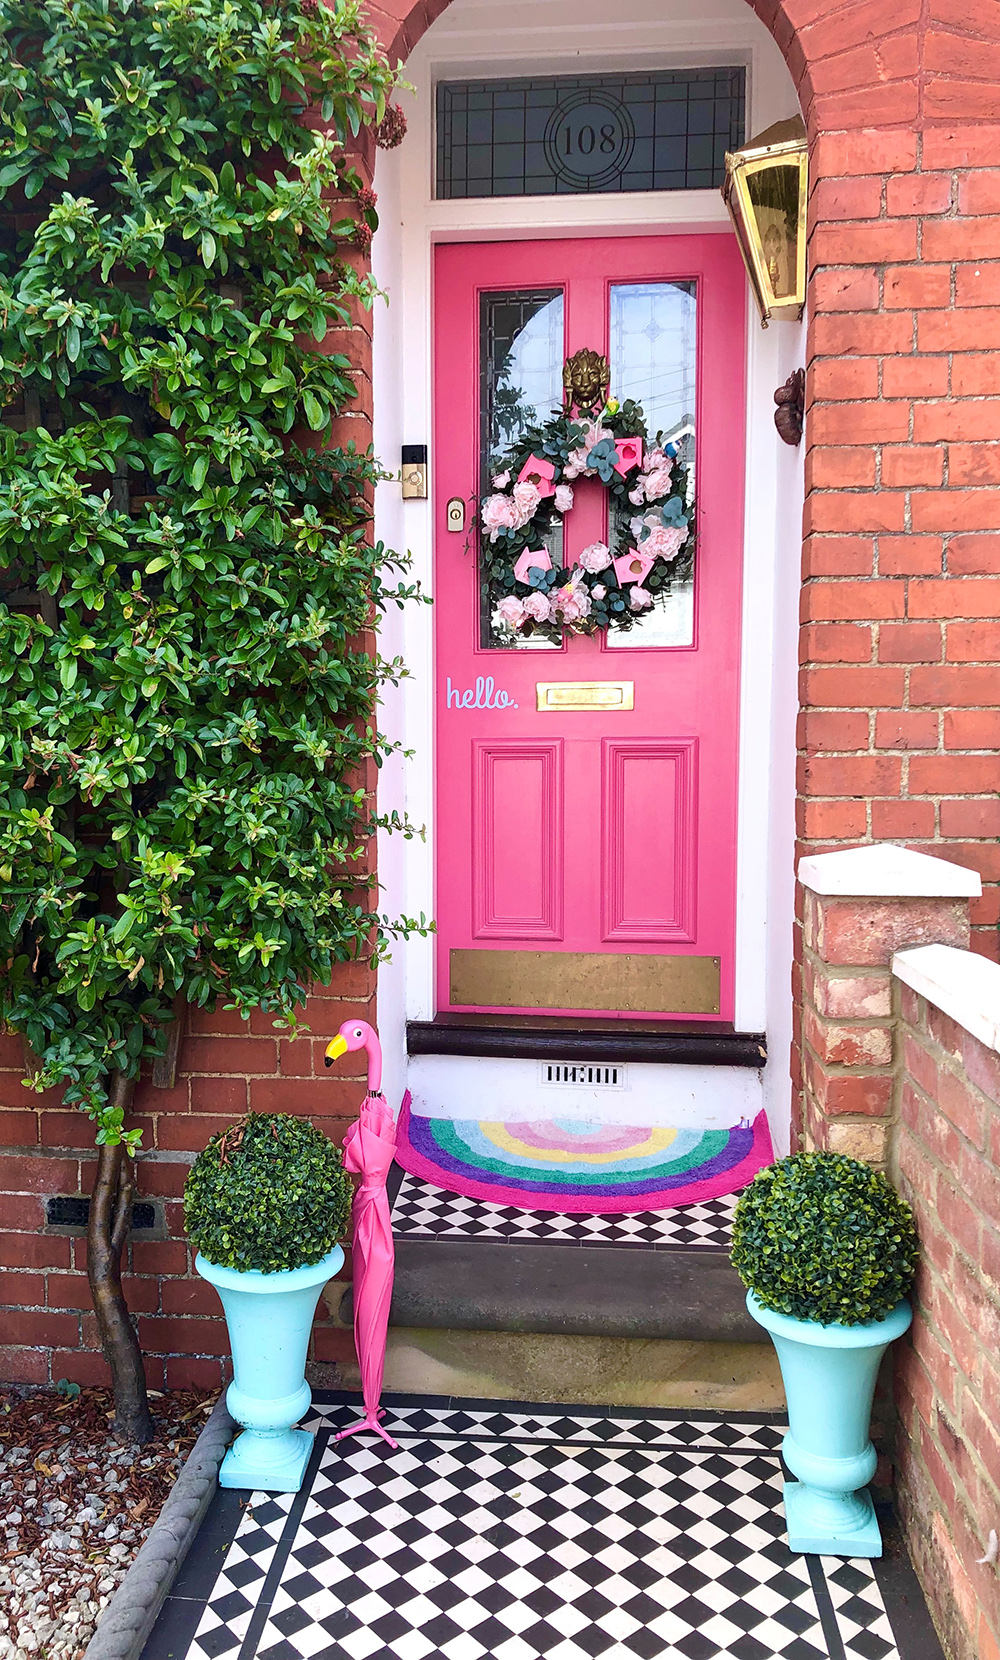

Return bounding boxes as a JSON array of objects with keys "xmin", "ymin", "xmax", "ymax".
[{"xmin": 324, "ymin": 1019, "xmax": 376, "ymax": 1066}]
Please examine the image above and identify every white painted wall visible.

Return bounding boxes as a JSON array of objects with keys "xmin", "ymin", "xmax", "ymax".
[
  {"xmin": 371, "ymin": 144, "xmax": 408, "ymax": 1118},
  {"xmin": 409, "ymin": 1055, "xmax": 761, "ymax": 1129},
  {"xmin": 373, "ymin": 0, "xmax": 804, "ymax": 1141}
]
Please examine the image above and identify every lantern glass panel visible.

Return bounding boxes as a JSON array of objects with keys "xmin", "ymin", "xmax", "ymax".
[{"xmin": 746, "ymin": 161, "xmax": 801, "ymax": 304}]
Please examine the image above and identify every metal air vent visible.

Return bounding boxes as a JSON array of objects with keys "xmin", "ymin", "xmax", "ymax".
[
  {"xmin": 45, "ymin": 1196, "xmax": 159, "ymax": 1232},
  {"xmin": 540, "ymin": 1062, "xmax": 625, "ymax": 1088}
]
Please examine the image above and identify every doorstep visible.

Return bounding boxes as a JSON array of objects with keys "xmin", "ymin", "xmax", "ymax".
[{"xmin": 138, "ymin": 1393, "xmax": 946, "ymax": 1660}]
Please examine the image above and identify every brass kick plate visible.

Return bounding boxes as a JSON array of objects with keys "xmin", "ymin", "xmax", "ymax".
[
  {"xmin": 536, "ymin": 680, "xmax": 634, "ymax": 711},
  {"xmin": 450, "ymin": 949, "xmax": 721, "ymax": 1014}
]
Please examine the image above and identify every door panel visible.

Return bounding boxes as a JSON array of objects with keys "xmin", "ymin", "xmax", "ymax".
[
  {"xmin": 473, "ymin": 742, "xmax": 564, "ymax": 940},
  {"xmin": 601, "ymin": 739, "xmax": 697, "ymax": 944},
  {"xmin": 434, "ymin": 235, "xmax": 746, "ymax": 1021}
]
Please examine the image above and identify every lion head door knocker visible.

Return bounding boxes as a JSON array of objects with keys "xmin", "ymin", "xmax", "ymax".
[{"xmin": 563, "ymin": 348, "xmax": 610, "ymax": 415}]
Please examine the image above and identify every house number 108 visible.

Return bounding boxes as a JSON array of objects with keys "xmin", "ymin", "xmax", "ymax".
[
  {"xmin": 545, "ymin": 95, "xmax": 633, "ymax": 187},
  {"xmin": 560, "ymin": 122, "xmax": 618, "ymax": 156}
]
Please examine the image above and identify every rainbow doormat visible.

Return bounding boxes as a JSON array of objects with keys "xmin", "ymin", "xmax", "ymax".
[{"xmin": 395, "ymin": 1099, "xmax": 774, "ymax": 1213}]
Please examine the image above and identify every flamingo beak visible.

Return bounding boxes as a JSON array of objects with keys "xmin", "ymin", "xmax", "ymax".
[{"xmin": 324, "ymin": 1034, "xmax": 349, "ymax": 1067}]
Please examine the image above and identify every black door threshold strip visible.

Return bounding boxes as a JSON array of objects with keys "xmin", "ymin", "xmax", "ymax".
[{"xmin": 407, "ymin": 1019, "xmax": 767, "ymax": 1066}]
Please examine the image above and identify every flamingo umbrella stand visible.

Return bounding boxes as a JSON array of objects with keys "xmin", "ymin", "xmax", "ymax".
[{"xmin": 325, "ymin": 1021, "xmax": 402, "ymax": 1452}]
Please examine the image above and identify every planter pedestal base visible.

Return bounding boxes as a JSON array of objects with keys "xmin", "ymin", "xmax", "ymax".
[
  {"xmin": 220, "ymin": 1426, "xmax": 314, "ymax": 1493},
  {"xmin": 784, "ymin": 1481, "xmax": 881, "ymax": 1559}
]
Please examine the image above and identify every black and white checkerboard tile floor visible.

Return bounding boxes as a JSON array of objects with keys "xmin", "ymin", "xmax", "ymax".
[
  {"xmin": 142, "ymin": 1397, "xmax": 942, "ymax": 1660},
  {"xmin": 390, "ymin": 1171, "xmax": 737, "ymax": 1250}
]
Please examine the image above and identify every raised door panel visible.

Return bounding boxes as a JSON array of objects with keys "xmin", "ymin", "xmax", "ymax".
[
  {"xmin": 472, "ymin": 741, "xmax": 564, "ymax": 939},
  {"xmin": 602, "ymin": 738, "xmax": 697, "ymax": 942}
]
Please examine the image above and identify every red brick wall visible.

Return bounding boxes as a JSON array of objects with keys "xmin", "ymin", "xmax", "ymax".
[
  {"xmin": 0, "ymin": 981, "xmax": 370, "ymax": 1388},
  {"xmin": 799, "ymin": 885, "xmax": 970, "ymax": 1160},
  {"xmin": 766, "ymin": 0, "xmax": 1000, "ymax": 1143},
  {"xmin": 894, "ymin": 982, "xmax": 1000, "ymax": 1660}
]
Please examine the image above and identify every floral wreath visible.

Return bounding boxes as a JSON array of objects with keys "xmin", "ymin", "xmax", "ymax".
[{"xmin": 480, "ymin": 354, "xmax": 694, "ymax": 638}]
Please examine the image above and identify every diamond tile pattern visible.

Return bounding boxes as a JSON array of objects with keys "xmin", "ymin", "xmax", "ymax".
[
  {"xmin": 306, "ymin": 1403, "xmax": 785, "ymax": 1452},
  {"xmin": 182, "ymin": 1403, "xmax": 908, "ymax": 1660},
  {"xmin": 186, "ymin": 1493, "xmax": 295, "ymax": 1660},
  {"xmin": 822, "ymin": 1559, "xmax": 900, "ymax": 1660},
  {"xmin": 391, "ymin": 1171, "xmax": 737, "ymax": 1249}
]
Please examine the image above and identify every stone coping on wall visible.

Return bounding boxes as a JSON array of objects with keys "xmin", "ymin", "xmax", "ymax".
[
  {"xmin": 798, "ymin": 843, "xmax": 983, "ymax": 899},
  {"xmin": 892, "ymin": 943, "xmax": 1000, "ymax": 1058}
]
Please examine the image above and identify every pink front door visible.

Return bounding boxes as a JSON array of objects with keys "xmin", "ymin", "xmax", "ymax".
[{"xmin": 434, "ymin": 235, "xmax": 746, "ymax": 1022}]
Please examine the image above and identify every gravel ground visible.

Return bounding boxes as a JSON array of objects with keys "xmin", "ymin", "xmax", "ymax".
[{"xmin": 0, "ymin": 1384, "xmax": 216, "ymax": 1660}]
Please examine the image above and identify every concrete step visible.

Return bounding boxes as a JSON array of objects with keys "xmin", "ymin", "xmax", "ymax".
[
  {"xmin": 325, "ymin": 1242, "xmax": 780, "ymax": 1412},
  {"xmin": 319, "ymin": 1313, "xmax": 784, "ymax": 1412},
  {"xmin": 339, "ymin": 1238, "xmax": 759, "ymax": 1344},
  {"xmin": 322, "ymin": 1166, "xmax": 775, "ymax": 1411}
]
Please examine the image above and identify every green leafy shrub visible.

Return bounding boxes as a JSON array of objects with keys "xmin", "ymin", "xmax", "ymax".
[
  {"xmin": 0, "ymin": 0, "xmax": 425, "ymax": 1148},
  {"xmin": 731, "ymin": 1153, "xmax": 918, "ymax": 1326},
  {"xmin": 184, "ymin": 1113, "xmax": 352, "ymax": 1273},
  {"xmin": 0, "ymin": 0, "xmax": 422, "ymax": 1438}
]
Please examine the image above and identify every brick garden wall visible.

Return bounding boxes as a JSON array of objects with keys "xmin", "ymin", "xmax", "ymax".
[
  {"xmin": 893, "ymin": 980, "xmax": 1000, "ymax": 1660},
  {"xmin": 799, "ymin": 884, "xmax": 970, "ymax": 1161},
  {"xmin": 0, "ymin": 981, "xmax": 370, "ymax": 1389},
  {"xmin": 797, "ymin": 851, "xmax": 1000, "ymax": 1660}
]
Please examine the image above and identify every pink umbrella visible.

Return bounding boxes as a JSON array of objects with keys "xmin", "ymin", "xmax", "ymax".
[{"xmin": 324, "ymin": 1019, "xmax": 399, "ymax": 1450}]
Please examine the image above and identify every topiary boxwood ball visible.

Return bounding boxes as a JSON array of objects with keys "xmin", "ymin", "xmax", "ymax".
[
  {"xmin": 184, "ymin": 1114, "xmax": 353, "ymax": 1274},
  {"xmin": 731, "ymin": 1152, "xmax": 919, "ymax": 1326}
]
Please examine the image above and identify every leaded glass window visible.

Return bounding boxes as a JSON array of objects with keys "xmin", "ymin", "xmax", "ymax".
[
  {"xmin": 479, "ymin": 290, "xmax": 565, "ymax": 649},
  {"xmin": 437, "ymin": 70, "xmax": 746, "ymax": 200},
  {"xmin": 606, "ymin": 281, "xmax": 697, "ymax": 649}
]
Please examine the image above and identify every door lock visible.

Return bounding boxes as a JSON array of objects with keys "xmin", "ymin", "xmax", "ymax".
[{"xmin": 446, "ymin": 497, "xmax": 466, "ymax": 532}]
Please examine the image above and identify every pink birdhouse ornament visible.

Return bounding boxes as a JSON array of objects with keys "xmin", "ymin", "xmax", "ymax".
[
  {"xmin": 614, "ymin": 436, "xmax": 643, "ymax": 476},
  {"xmin": 513, "ymin": 546, "xmax": 552, "ymax": 585},
  {"xmin": 613, "ymin": 549, "xmax": 654, "ymax": 587},
  {"xmin": 516, "ymin": 454, "xmax": 557, "ymax": 497}
]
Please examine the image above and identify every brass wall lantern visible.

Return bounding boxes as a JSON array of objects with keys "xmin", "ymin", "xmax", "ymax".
[{"xmin": 722, "ymin": 117, "xmax": 808, "ymax": 327}]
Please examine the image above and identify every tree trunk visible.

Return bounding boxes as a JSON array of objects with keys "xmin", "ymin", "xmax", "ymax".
[{"xmin": 87, "ymin": 1074, "xmax": 154, "ymax": 1445}]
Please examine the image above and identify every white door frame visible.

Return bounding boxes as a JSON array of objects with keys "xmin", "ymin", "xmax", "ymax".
[{"xmin": 371, "ymin": 0, "xmax": 804, "ymax": 1147}]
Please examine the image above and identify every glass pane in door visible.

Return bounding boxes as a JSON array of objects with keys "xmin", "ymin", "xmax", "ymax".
[
  {"xmin": 480, "ymin": 290, "xmax": 564, "ymax": 648},
  {"xmin": 607, "ymin": 280, "xmax": 697, "ymax": 649}
]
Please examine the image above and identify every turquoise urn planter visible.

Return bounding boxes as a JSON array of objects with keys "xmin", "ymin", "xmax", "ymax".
[
  {"xmin": 197, "ymin": 1244, "xmax": 344, "ymax": 1492},
  {"xmin": 747, "ymin": 1291, "xmax": 912, "ymax": 1557}
]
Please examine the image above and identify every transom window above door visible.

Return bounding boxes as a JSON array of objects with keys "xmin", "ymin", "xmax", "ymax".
[
  {"xmin": 436, "ymin": 69, "xmax": 746, "ymax": 200},
  {"xmin": 480, "ymin": 280, "xmax": 697, "ymax": 650}
]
